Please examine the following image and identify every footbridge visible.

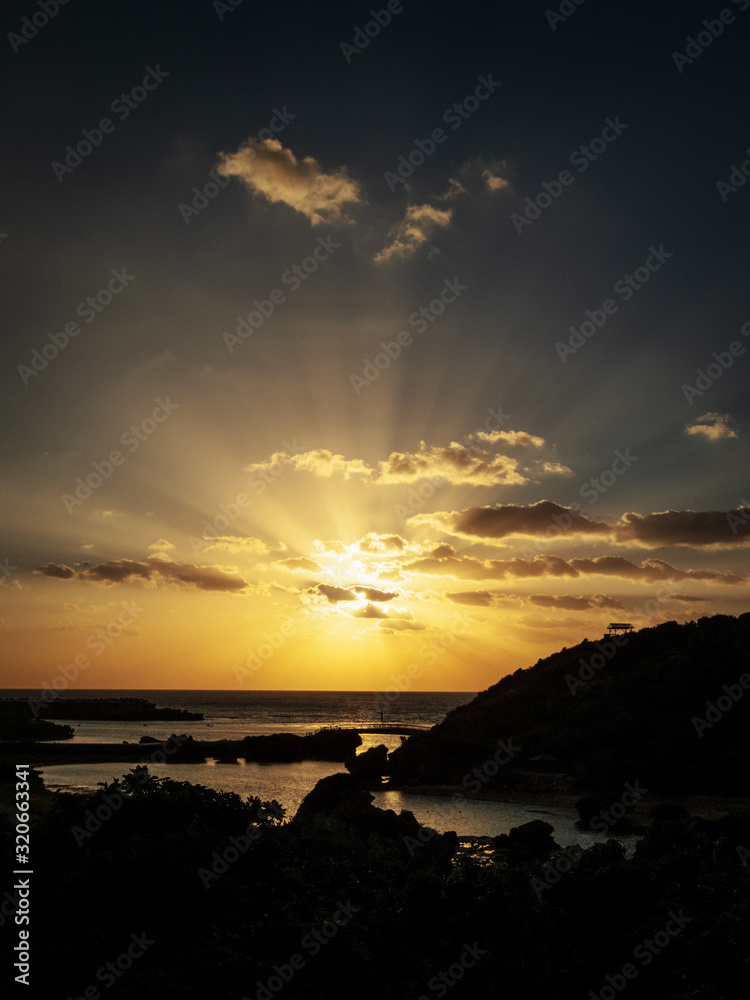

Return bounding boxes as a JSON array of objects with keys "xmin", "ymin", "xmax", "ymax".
[{"xmin": 305, "ymin": 724, "xmax": 433, "ymax": 738}]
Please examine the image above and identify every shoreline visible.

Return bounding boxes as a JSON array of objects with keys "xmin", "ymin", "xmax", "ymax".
[{"xmin": 381, "ymin": 781, "xmax": 750, "ymax": 824}]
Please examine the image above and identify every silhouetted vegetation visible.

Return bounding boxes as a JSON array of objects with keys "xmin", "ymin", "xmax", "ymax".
[
  {"xmin": 389, "ymin": 614, "xmax": 750, "ymax": 794},
  {"xmin": 2, "ymin": 767, "xmax": 748, "ymax": 998}
]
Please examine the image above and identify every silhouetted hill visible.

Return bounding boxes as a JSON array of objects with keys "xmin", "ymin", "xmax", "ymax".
[{"xmin": 389, "ymin": 614, "xmax": 750, "ymax": 794}]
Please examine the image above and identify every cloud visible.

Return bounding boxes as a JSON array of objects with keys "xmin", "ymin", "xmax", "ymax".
[
  {"xmin": 411, "ymin": 501, "xmax": 750, "ymax": 549},
  {"xmin": 447, "ymin": 590, "xmax": 495, "ymax": 606},
  {"xmin": 445, "ymin": 590, "xmax": 625, "ymax": 611},
  {"xmin": 378, "ymin": 618, "xmax": 427, "ymax": 632},
  {"xmin": 313, "ymin": 539, "xmax": 349, "ymax": 556},
  {"xmin": 435, "ymin": 178, "xmax": 469, "ymax": 201},
  {"xmin": 483, "ymin": 169, "xmax": 511, "ymax": 192},
  {"xmin": 528, "ymin": 593, "xmax": 625, "ymax": 612},
  {"xmin": 356, "ymin": 533, "xmax": 407, "ymax": 553},
  {"xmin": 378, "ymin": 441, "xmax": 527, "ymax": 486},
  {"xmin": 36, "ymin": 556, "xmax": 248, "ymax": 593},
  {"xmin": 148, "ymin": 539, "xmax": 175, "ymax": 551},
  {"xmin": 412, "ymin": 500, "xmax": 610, "ymax": 541},
  {"xmin": 215, "ymin": 139, "xmax": 364, "ymax": 225},
  {"xmin": 685, "ymin": 412, "xmax": 738, "ymax": 441},
  {"xmin": 245, "ymin": 438, "xmax": 570, "ymax": 488},
  {"xmin": 36, "ymin": 563, "xmax": 76, "ymax": 579},
  {"xmin": 404, "ymin": 550, "xmax": 744, "ymax": 584},
  {"xmin": 201, "ymin": 536, "xmax": 276, "ymax": 554},
  {"xmin": 378, "ymin": 439, "xmax": 571, "ymax": 487},
  {"xmin": 307, "ymin": 583, "xmax": 358, "ymax": 603},
  {"xmin": 473, "ymin": 430, "xmax": 545, "ymax": 448},
  {"xmin": 277, "ymin": 556, "xmax": 324, "ymax": 573},
  {"xmin": 374, "ymin": 203, "xmax": 453, "ymax": 263},
  {"xmin": 352, "ymin": 603, "xmax": 389, "ymax": 619},
  {"xmin": 248, "ymin": 449, "xmax": 372, "ymax": 482},
  {"xmin": 615, "ymin": 509, "xmax": 750, "ymax": 547},
  {"xmin": 352, "ymin": 586, "xmax": 398, "ymax": 602}
]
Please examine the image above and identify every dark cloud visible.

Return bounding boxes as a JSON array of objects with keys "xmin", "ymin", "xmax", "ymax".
[
  {"xmin": 416, "ymin": 501, "xmax": 610, "ymax": 542},
  {"xmin": 36, "ymin": 563, "xmax": 76, "ymax": 579},
  {"xmin": 37, "ymin": 556, "xmax": 248, "ymax": 593},
  {"xmin": 352, "ymin": 604, "xmax": 388, "ymax": 619},
  {"xmin": 352, "ymin": 586, "xmax": 398, "ymax": 602},
  {"xmin": 615, "ymin": 509, "xmax": 750, "ymax": 548},
  {"xmin": 405, "ymin": 551, "xmax": 744, "ymax": 585},
  {"xmin": 528, "ymin": 594, "xmax": 625, "ymax": 612},
  {"xmin": 447, "ymin": 591, "xmax": 495, "ymax": 606},
  {"xmin": 309, "ymin": 583, "xmax": 358, "ymax": 603}
]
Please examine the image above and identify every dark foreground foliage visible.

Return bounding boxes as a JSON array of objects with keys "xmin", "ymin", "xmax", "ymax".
[{"xmin": 1, "ymin": 768, "xmax": 748, "ymax": 1000}]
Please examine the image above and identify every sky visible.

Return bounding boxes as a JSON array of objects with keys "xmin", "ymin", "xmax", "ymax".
[{"xmin": 1, "ymin": 0, "xmax": 749, "ymax": 692}]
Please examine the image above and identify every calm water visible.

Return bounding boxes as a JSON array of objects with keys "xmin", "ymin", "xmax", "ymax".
[{"xmin": 2, "ymin": 689, "xmax": 641, "ymax": 848}]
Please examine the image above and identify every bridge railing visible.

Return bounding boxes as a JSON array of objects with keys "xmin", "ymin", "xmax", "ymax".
[{"xmin": 304, "ymin": 724, "xmax": 433, "ymax": 736}]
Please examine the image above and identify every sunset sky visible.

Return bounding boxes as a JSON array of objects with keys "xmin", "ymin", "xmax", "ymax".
[{"xmin": 1, "ymin": 1, "xmax": 749, "ymax": 691}]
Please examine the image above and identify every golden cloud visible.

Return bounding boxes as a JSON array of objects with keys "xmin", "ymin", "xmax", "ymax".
[
  {"xmin": 685, "ymin": 412, "xmax": 738, "ymax": 441},
  {"xmin": 374, "ymin": 203, "xmax": 453, "ymax": 263},
  {"xmin": 216, "ymin": 139, "xmax": 364, "ymax": 225}
]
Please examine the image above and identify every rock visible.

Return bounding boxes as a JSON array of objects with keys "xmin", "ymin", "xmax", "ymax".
[{"xmin": 345, "ymin": 744, "xmax": 389, "ymax": 784}]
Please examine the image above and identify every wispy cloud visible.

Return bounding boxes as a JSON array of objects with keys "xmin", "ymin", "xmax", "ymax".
[{"xmin": 374, "ymin": 203, "xmax": 453, "ymax": 263}]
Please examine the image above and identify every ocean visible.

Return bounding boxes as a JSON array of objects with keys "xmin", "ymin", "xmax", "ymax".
[{"xmin": 2, "ymin": 688, "xmax": 644, "ymax": 849}]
